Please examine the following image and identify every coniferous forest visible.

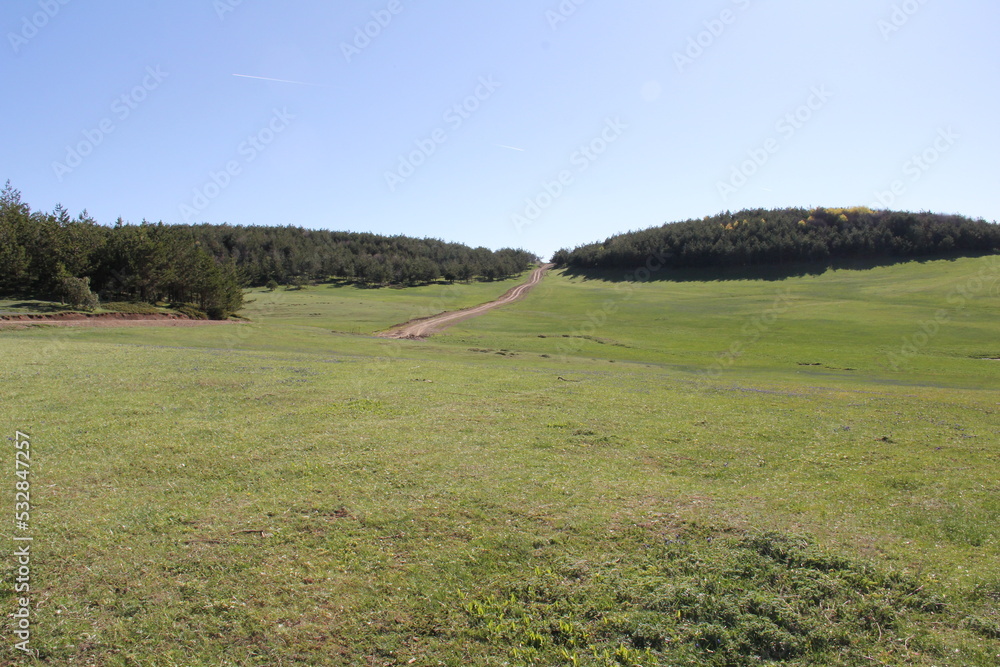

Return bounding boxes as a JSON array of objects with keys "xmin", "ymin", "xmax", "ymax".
[
  {"xmin": 7, "ymin": 179, "xmax": 998, "ymax": 321},
  {"xmin": 552, "ymin": 207, "xmax": 1000, "ymax": 272},
  {"xmin": 0, "ymin": 182, "xmax": 537, "ymax": 318}
]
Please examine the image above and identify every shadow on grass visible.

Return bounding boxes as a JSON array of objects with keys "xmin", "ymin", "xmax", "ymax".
[
  {"xmin": 557, "ymin": 253, "xmax": 994, "ymax": 283},
  {"xmin": 324, "ymin": 277, "xmax": 508, "ymax": 290},
  {"xmin": 1, "ymin": 300, "xmax": 78, "ymax": 314}
]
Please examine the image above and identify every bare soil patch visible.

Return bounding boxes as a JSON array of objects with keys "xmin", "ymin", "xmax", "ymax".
[{"xmin": 378, "ymin": 264, "xmax": 552, "ymax": 340}]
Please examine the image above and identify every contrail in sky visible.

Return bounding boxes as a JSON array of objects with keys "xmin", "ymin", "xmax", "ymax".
[
  {"xmin": 232, "ymin": 74, "xmax": 326, "ymax": 87},
  {"xmin": 496, "ymin": 144, "xmax": 526, "ymax": 152}
]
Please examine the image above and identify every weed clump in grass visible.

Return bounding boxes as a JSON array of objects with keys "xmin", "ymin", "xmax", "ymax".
[{"xmin": 454, "ymin": 526, "xmax": 991, "ymax": 666}]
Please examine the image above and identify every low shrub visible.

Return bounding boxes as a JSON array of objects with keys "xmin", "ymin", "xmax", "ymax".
[{"xmin": 174, "ymin": 305, "xmax": 208, "ymax": 320}]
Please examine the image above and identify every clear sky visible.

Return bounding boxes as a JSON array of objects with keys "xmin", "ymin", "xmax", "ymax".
[{"xmin": 3, "ymin": 0, "xmax": 997, "ymax": 259}]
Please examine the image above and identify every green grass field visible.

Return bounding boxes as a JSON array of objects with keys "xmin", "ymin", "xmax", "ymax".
[{"xmin": 1, "ymin": 258, "xmax": 998, "ymax": 665}]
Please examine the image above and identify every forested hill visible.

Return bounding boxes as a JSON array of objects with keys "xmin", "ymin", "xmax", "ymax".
[
  {"xmin": 552, "ymin": 208, "xmax": 1000, "ymax": 271},
  {"xmin": 0, "ymin": 182, "xmax": 536, "ymax": 311},
  {"xmin": 182, "ymin": 224, "xmax": 536, "ymax": 286}
]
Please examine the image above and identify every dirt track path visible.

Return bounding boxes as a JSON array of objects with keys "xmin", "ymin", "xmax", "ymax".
[{"xmin": 379, "ymin": 264, "xmax": 553, "ymax": 340}]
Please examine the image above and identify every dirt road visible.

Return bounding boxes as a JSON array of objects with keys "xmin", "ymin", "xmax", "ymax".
[{"xmin": 379, "ymin": 264, "xmax": 553, "ymax": 339}]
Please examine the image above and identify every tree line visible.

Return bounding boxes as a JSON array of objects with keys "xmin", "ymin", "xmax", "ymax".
[
  {"xmin": 552, "ymin": 207, "xmax": 1000, "ymax": 271},
  {"xmin": 184, "ymin": 223, "xmax": 535, "ymax": 286},
  {"xmin": 0, "ymin": 182, "xmax": 537, "ymax": 318}
]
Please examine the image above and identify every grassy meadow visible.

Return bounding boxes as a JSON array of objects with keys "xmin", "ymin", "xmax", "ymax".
[{"xmin": 1, "ymin": 258, "xmax": 998, "ymax": 665}]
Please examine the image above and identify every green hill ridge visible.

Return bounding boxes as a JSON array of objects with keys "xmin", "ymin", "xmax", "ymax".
[{"xmin": 552, "ymin": 207, "xmax": 1000, "ymax": 272}]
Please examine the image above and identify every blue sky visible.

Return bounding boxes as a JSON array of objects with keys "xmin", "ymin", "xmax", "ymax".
[{"xmin": 3, "ymin": 0, "xmax": 997, "ymax": 259}]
